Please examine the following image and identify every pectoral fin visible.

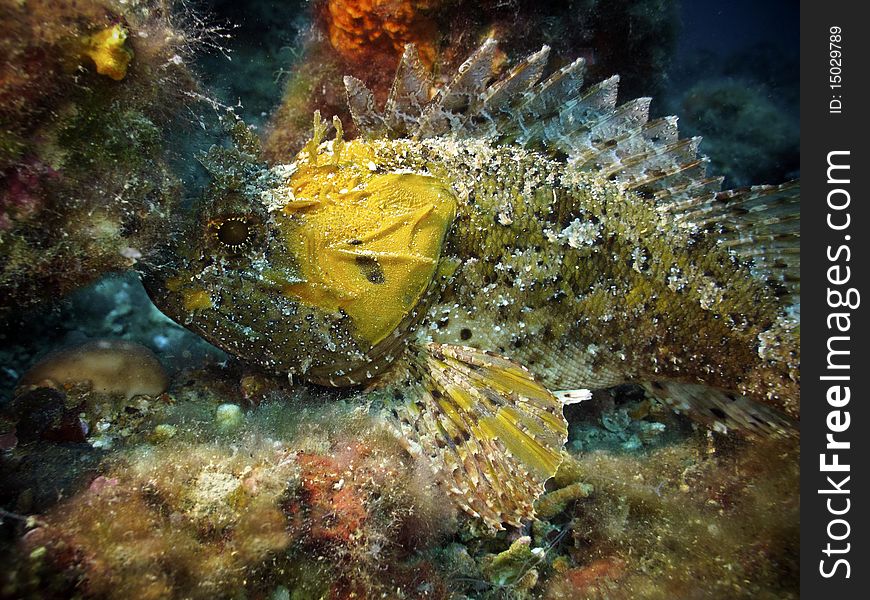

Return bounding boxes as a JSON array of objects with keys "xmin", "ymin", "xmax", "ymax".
[{"xmin": 389, "ymin": 343, "xmax": 571, "ymax": 530}]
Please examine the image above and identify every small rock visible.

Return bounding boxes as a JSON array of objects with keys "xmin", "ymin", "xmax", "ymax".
[{"xmin": 215, "ymin": 403, "xmax": 243, "ymax": 431}]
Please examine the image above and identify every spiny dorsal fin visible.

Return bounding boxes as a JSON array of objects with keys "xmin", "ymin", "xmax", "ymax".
[
  {"xmin": 516, "ymin": 56, "xmax": 587, "ymax": 122},
  {"xmin": 384, "ymin": 44, "xmax": 432, "ymax": 136},
  {"xmin": 474, "ymin": 45, "xmax": 551, "ymax": 137},
  {"xmin": 387, "ymin": 343, "xmax": 570, "ymax": 530},
  {"xmin": 345, "ymin": 40, "xmax": 557, "ymax": 141},
  {"xmin": 344, "ymin": 75, "xmax": 387, "ymax": 136},
  {"xmin": 416, "ymin": 38, "xmax": 500, "ymax": 138},
  {"xmin": 518, "ymin": 74, "xmax": 621, "ymax": 152},
  {"xmin": 343, "ymin": 41, "xmax": 637, "ymax": 159},
  {"xmin": 342, "ymin": 41, "xmax": 800, "ymax": 303},
  {"xmin": 600, "ymin": 137, "xmax": 705, "ymax": 185}
]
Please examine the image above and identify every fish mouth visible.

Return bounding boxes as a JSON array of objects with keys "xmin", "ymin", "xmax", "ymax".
[
  {"xmin": 137, "ymin": 242, "xmax": 181, "ymax": 298},
  {"xmin": 138, "ymin": 251, "xmax": 185, "ymax": 326},
  {"xmin": 137, "ymin": 252, "xmax": 373, "ymax": 379}
]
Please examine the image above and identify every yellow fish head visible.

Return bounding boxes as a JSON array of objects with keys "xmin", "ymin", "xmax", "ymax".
[{"xmin": 145, "ymin": 119, "xmax": 457, "ymax": 385}]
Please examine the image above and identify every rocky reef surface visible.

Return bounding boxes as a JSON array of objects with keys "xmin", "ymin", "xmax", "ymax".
[
  {"xmin": 1, "ymin": 1, "xmax": 799, "ymax": 598},
  {"xmin": 1, "ymin": 349, "xmax": 799, "ymax": 599},
  {"xmin": 0, "ymin": 0, "xmax": 210, "ymax": 317}
]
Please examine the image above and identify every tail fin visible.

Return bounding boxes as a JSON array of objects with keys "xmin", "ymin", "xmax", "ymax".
[
  {"xmin": 661, "ymin": 182, "xmax": 801, "ymax": 305},
  {"xmin": 642, "ymin": 381, "xmax": 797, "ymax": 438}
]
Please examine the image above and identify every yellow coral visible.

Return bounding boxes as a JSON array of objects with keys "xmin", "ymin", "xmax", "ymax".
[{"xmin": 83, "ymin": 24, "xmax": 133, "ymax": 81}]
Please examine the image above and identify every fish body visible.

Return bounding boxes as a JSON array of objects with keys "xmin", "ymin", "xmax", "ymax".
[
  {"xmin": 145, "ymin": 41, "xmax": 800, "ymax": 528},
  {"xmin": 297, "ymin": 135, "xmax": 799, "ymax": 409}
]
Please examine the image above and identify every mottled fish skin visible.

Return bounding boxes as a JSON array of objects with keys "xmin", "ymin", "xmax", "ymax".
[
  {"xmin": 146, "ymin": 130, "xmax": 798, "ymax": 416},
  {"xmin": 405, "ymin": 138, "xmax": 799, "ymax": 415},
  {"xmin": 147, "ymin": 60, "xmax": 799, "ymax": 414},
  {"xmin": 324, "ymin": 136, "xmax": 800, "ymax": 418}
]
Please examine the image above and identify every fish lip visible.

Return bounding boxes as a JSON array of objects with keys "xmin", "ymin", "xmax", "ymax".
[{"xmin": 136, "ymin": 244, "xmax": 182, "ymax": 297}]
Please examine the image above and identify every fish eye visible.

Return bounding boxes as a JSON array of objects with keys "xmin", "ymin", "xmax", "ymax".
[
  {"xmin": 217, "ymin": 218, "xmax": 249, "ymax": 246},
  {"xmin": 208, "ymin": 214, "xmax": 258, "ymax": 251}
]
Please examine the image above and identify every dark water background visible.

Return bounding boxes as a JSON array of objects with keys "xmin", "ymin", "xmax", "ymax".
[
  {"xmin": 672, "ymin": 0, "xmax": 799, "ymax": 185},
  {"xmin": 196, "ymin": 0, "xmax": 799, "ymax": 186},
  {"xmin": 679, "ymin": 0, "xmax": 797, "ymax": 57}
]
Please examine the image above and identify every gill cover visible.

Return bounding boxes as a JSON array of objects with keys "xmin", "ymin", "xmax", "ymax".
[{"xmin": 276, "ymin": 114, "xmax": 457, "ymax": 347}]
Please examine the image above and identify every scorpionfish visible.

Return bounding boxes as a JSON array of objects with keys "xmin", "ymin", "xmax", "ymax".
[{"xmin": 144, "ymin": 40, "xmax": 800, "ymax": 529}]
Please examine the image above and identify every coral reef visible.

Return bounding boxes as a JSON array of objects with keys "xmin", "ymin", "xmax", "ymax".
[
  {"xmin": 1, "ymin": 372, "xmax": 799, "ymax": 599},
  {"xmin": 2, "ymin": 370, "xmax": 460, "ymax": 599},
  {"xmin": 539, "ymin": 433, "xmax": 800, "ymax": 599},
  {"xmin": 82, "ymin": 24, "xmax": 135, "ymax": 81},
  {"xmin": 2, "ymin": 339, "xmax": 170, "ymax": 451},
  {"xmin": 0, "ymin": 0, "xmax": 200, "ymax": 318}
]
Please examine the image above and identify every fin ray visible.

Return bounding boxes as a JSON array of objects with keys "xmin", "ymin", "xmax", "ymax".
[
  {"xmin": 416, "ymin": 38, "xmax": 499, "ymax": 137},
  {"xmin": 389, "ymin": 343, "xmax": 570, "ymax": 529},
  {"xmin": 344, "ymin": 75, "xmax": 386, "ymax": 136},
  {"xmin": 662, "ymin": 181, "xmax": 801, "ymax": 301},
  {"xmin": 385, "ymin": 44, "xmax": 432, "ymax": 136},
  {"xmin": 480, "ymin": 45, "xmax": 550, "ymax": 116}
]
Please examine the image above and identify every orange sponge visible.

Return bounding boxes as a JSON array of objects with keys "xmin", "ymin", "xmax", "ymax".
[{"xmin": 324, "ymin": 0, "xmax": 440, "ymax": 69}]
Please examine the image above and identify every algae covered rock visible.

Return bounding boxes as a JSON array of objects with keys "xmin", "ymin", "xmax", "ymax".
[
  {"xmin": 0, "ymin": 0, "xmax": 202, "ymax": 318},
  {"xmin": 2, "ymin": 375, "xmax": 460, "ymax": 600},
  {"xmin": 0, "ymin": 363, "xmax": 800, "ymax": 600}
]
